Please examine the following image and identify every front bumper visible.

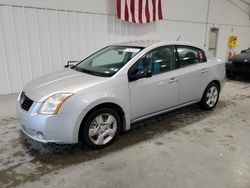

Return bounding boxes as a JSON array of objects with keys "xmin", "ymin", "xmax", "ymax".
[
  {"xmin": 226, "ymin": 63, "xmax": 250, "ymax": 75},
  {"xmin": 16, "ymin": 99, "xmax": 80, "ymax": 144}
]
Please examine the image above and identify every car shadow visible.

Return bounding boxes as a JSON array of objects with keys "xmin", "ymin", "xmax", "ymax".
[{"xmin": 2, "ymin": 100, "xmax": 232, "ymax": 187}]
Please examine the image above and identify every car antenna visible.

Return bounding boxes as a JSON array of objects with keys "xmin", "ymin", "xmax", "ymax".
[{"xmin": 176, "ymin": 35, "xmax": 181, "ymax": 41}]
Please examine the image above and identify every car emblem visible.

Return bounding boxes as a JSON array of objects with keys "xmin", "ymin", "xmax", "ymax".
[{"xmin": 244, "ymin": 59, "xmax": 248, "ymax": 62}]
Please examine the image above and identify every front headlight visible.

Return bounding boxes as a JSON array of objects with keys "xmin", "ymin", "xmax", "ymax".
[{"xmin": 39, "ymin": 93, "xmax": 74, "ymax": 115}]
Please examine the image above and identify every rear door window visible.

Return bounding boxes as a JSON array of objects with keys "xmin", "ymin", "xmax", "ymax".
[{"xmin": 177, "ymin": 46, "xmax": 207, "ymax": 68}]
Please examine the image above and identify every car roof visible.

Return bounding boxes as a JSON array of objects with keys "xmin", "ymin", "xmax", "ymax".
[{"xmin": 114, "ymin": 40, "xmax": 198, "ymax": 48}]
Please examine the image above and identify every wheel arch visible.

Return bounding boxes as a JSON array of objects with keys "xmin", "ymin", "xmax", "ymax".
[
  {"xmin": 208, "ymin": 80, "xmax": 221, "ymax": 91},
  {"xmin": 199, "ymin": 79, "xmax": 221, "ymax": 102},
  {"xmin": 198, "ymin": 79, "xmax": 221, "ymax": 110},
  {"xmin": 77, "ymin": 102, "xmax": 127, "ymax": 143}
]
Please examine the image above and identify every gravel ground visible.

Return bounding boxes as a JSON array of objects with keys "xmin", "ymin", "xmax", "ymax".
[{"xmin": 0, "ymin": 79, "xmax": 250, "ymax": 188}]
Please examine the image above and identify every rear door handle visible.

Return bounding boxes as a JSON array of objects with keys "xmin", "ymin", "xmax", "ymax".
[
  {"xmin": 201, "ymin": 68, "xmax": 208, "ymax": 73},
  {"xmin": 168, "ymin": 77, "xmax": 178, "ymax": 83}
]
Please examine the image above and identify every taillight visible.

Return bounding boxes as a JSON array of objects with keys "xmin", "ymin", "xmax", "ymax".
[{"xmin": 199, "ymin": 52, "xmax": 203, "ymax": 60}]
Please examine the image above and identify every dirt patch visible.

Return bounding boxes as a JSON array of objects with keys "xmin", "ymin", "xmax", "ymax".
[
  {"xmin": 203, "ymin": 127, "xmax": 215, "ymax": 133},
  {"xmin": 0, "ymin": 117, "xmax": 17, "ymax": 126},
  {"xmin": 12, "ymin": 151, "xmax": 25, "ymax": 158},
  {"xmin": 155, "ymin": 141, "xmax": 164, "ymax": 145},
  {"xmin": 224, "ymin": 135, "xmax": 233, "ymax": 139}
]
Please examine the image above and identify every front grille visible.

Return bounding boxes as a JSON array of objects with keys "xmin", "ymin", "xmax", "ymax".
[{"xmin": 20, "ymin": 92, "xmax": 33, "ymax": 111}]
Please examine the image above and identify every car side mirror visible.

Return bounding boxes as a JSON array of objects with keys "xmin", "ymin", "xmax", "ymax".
[
  {"xmin": 241, "ymin": 50, "xmax": 246, "ymax": 53},
  {"xmin": 64, "ymin": 61, "xmax": 79, "ymax": 68},
  {"xmin": 129, "ymin": 68, "xmax": 152, "ymax": 81}
]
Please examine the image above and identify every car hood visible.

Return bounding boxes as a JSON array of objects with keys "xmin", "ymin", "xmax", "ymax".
[
  {"xmin": 23, "ymin": 68, "xmax": 108, "ymax": 102},
  {"xmin": 231, "ymin": 53, "xmax": 250, "ymax": 62}
]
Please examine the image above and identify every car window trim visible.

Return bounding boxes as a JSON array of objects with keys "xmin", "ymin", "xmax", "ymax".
[{"xmin": 128, "ymin": 45, "xmax": 178, "ymax": 82}]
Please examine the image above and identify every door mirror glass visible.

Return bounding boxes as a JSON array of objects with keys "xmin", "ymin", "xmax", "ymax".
[{"xmin": 129, "ymin": 68, "xmax": 152, "ymax": 81}]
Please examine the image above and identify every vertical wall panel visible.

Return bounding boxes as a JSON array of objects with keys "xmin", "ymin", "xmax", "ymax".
[
  {"xmin": 67, "ymin": 11, "xmax": 79, "ymax": 59},
  {"xmin": 84, "ymin": 13, "xmax": 95, "ymax": 56},
  {"xmin": 12, "ymin": 7, "xmax": 32, "ymax": 86},
  {"xmin": 57, "ymin": 10, "xmax": 70, "ymax": 67},
  {"xmin": 25, "ymin": 8, "xmax": 43, "ymax": 78},
  {"xmin": 47, "ymin": 10, "xmax": 62, "ymax": 70},
  {"xmin": 37, "ymin": 9, "xmax": 52, "ymax": 75},
  {"xmin": 100, "ymin": 15, "xmax": 108, "ymax": 47},
  {"xmin": 76, "ymin": 13, "xmax": 87, "ymax": 59},
  {"xmin": 95, "ymin": 14, "xmax": 104, "ymax": 50},
  {"xmin": 0, "ymin": 6, "xmax": 11, "ymax": 94},
  {"xmin": 1, "ymin": 6, "xmax": 22, "ymax": 93}
]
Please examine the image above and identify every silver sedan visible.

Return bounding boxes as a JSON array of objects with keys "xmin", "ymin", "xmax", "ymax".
[{"xmin": 17, "ymin": 40, "xmax": 225, "ymax": 148}]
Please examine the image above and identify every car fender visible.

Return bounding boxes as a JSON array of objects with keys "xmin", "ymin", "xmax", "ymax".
[{"xmin": 71, "ymin": 91, "xmax": 130, "ymax": 143}]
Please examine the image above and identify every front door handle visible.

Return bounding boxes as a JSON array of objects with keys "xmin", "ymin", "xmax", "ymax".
[
  {"xmin": 201, "ymin": 68, "xmax": 208, "ymax": 73},
  {"xmin": 168, "ymin": 77, "xmax": 178, "ymax": 83}
]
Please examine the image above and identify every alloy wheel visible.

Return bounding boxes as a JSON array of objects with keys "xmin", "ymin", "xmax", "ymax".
[
  {"xmin": 206, "ymin": 86, "xmax": 219, "ymax": 108},
  {"xmin": 88, "ymin": 113, "xmax": 117, "ymax": 145}
]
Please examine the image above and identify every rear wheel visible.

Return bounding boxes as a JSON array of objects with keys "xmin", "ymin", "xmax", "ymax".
[
  {"xmin": 80, "ymin": 108, "xmax": 121, "ymax": 149},
  {"xmin": 198, "ymin": 82, "xmax": 220, "ymax": 110}
]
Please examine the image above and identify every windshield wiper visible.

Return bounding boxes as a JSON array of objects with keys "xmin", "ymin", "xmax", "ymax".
[
  {"xmin": 73, "ymin": 66, "xmax": 110, "ymax": 77},
  {"xmin": 71, "ymin": 66, "xmax": 81, "ymax": 71}
]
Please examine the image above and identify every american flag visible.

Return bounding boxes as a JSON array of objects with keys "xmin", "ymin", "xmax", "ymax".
[{"xmin": 116, "ymin": 0, "xmax": 163, "ymax": 24}]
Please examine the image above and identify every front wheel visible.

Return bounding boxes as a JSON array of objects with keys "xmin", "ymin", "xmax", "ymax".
[
  {"xmin": 80, "ymin": 108, "xmax": 121, "ymax": 149},
  {"xmin": 198, "ymin": 82, "xmax": 220, "ymax": 110}
]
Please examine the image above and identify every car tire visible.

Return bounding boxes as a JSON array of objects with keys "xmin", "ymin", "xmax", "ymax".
[
  {"xmin": 80, "ymin": 108, "xmax": 121, "ymax": 149},
  {"xmin": 198, "ymin": 82, "xmax": 220, "ymax": 110}
]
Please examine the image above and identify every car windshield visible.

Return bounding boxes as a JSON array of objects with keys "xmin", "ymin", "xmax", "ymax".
[
  {"xmin": 73, "ymin": 46, "xmax": 143, "ymax": 77},
  {"xmin": 246, "ymin": 48, "xmax": 250, "ymax": 53}
]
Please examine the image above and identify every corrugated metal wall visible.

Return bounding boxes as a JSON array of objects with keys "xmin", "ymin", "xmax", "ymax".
[
  {"xmin": 0, "ymin": 5, "xmax": 203, "ymax": 96},
  {"xmin": 0, "ymin": 3, "xmax": 250, "ymax": 95},
  {"xmin": 0, "ymin": 5, "xmax": 158, "ymax": 95}
]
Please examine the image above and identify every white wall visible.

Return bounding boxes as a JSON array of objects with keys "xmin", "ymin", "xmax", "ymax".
[
  {"xmin": 0, "ymin": 0, "xmax": 110, "ymax": 14},
  {"xmin": 208, "ymin": 0, "xmax": 250, "ymax": 60},
  {"xmin": 0, "ymin": 0, "xmax": 250, "ymax": 95}
]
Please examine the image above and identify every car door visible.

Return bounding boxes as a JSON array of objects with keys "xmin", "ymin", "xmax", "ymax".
[
  {"xmin": 176, "ymin": 45, "xmax": 209, "ymax": 104},
  {"xmin": 128, "ymin": 46, "xmax": 179, "ymax": 120}
]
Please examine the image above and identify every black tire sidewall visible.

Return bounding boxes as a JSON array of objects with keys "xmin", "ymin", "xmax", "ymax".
[
  {"xmin": 199, "ymin": 83, "xmax": 220, "ymax": 110},
  {"xmin": 80, "ymin": 108, "xmax": 121, "ymax": 149}
]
